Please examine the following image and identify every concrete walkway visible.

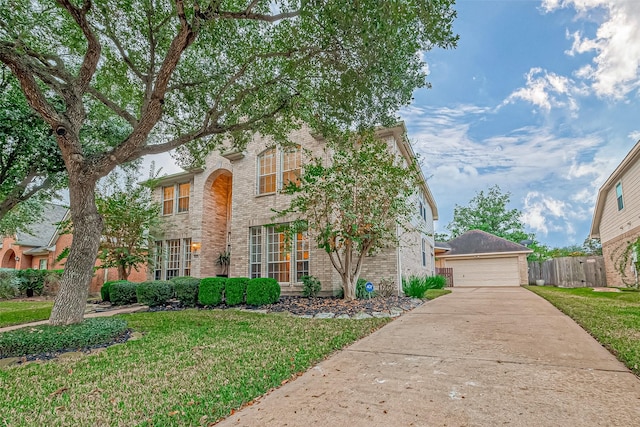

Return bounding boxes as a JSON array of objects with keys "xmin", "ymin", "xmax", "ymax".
[
  {"xmin": 0, "ymin": 305, "xmax": 148, "ymax": 333},
  {"xmin": 217, "ymin": 287, "xmax": 640, "ymax": 427}
]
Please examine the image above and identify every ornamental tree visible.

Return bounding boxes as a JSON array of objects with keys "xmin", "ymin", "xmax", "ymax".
[
  {"xmin": 95, "ymin": 168, "xmax": 160, "ymax": 281},
  {"xmin": 0, "ymin": 0, "xmax": 457, "ymax": 324},
  {"xmin": 447, "ymin": 185, "xmax": 530, "ymax": 244},
  {"xmin": 278, "ymin": 130, "xmax": 422, "ymax": 300}
]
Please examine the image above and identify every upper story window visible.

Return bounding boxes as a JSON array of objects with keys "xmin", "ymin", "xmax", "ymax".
[
  {"xmin": 162, "ymin": 183, "xmax": 190, "ymax": 215},
  {"xmin": 178, "ymin": 183, "xmax": 190, "ymax": 213},
  {"xmin": 257, "ymin": 145, "xmax": 302, "ymax": 195},
  {"xmin": 282, "ymin": 145, "xmax": 301, "ymax": 188},
  {"xmin": 616, "ymin": 182, "xmax": 624, "ymax": 211},
  {"xmin": 258, "ymin": 148, "xmax": 277, "ymax": 194},
  {"xmin": 162, "ymin": 186, "xmax": 175, "ymax": 215}
]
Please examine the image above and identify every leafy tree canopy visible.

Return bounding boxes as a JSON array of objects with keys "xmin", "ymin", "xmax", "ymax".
[
  {"xmin": 0, "ymin": 67, "xmax": 66, "ymax": 234},
  {"xmin": 447, "ymin": 185, "xmax": 530, "ymax": 244}
]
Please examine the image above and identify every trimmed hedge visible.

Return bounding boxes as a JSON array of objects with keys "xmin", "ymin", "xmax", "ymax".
[
  {"xmin": 136, "ymin": 281, "xmax": 173, "ymax": 307},
  {"xmin": 0, "ymin": 317, "xmax": 128, "ymax": 358},
  {"xmin": 171, "ymin": 277, "xmax": 201, "ymax": 307},
  {"xmin": 225, "ymin": 277, "xmax": 249, "ymax": 306},
  {"xmin": 110, "ymin": 281, "xmax": 138, "ymax": 306},
  {"xmin": 199, "ymin": 277, "xmax": 226, "ymax": 306},
  {"xmin": 246, "ymin": 278, "xmax": 280, "ymax": 306},
  {"xmin": 100, "ymin": 280, "xmax": 118, "ymax": 302}
]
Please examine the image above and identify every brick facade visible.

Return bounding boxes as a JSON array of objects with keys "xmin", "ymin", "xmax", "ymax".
[{"xmin": 152, "ymin": 123, "xmax": 437, "ymax": 296}]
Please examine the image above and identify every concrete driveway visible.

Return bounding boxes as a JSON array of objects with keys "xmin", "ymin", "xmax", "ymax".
[{"xmin": 216, "ymin": 287, "xmax": 640, "ymax": 427}]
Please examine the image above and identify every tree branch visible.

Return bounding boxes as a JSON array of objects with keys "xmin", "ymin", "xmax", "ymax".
[{"xmin": 86, "ymin": 86, "xmax": 139, "ymax": 127}]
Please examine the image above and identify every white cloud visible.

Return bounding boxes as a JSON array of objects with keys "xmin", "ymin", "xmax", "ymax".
[
  {"xmin": 504, "ymin": 68, "xmax": 582, "ymax": 113},
  {"xmin": 522, "ymin": 192, "xmax": 579, "ymax": 238},
  {"xmin": 544, "ymin": 0, "xmax": 640, "ymax": 99},
  {"xmin": 629, "ymin": 130, "xmax": 640, "ymax": 142}
]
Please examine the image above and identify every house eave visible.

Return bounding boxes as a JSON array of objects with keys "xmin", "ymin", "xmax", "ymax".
[
  {"xmin": 438, "ymin": 250, "xmax": 533, "ymax": 259},
  {"xmin": 591, "ymin": 139, "xmax": 640, "ymax": 240}
]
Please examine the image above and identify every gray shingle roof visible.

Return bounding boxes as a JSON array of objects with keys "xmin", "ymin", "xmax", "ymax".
[
  {"xmin": 15, "ymin": 204, "xmax": 69, "ymax": 248},
  {"xmin": 445, "ymin": 230, "xmax": 532, "ymax": 255}
]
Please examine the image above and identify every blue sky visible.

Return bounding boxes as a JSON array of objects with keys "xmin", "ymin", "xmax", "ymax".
[
  {"xmin": 402, "ymin": 0, "xmax": 640, "ymax": 247},
  {"xmin": 144, "ymin": 0, "xmax": 640, "ymax": 248}
]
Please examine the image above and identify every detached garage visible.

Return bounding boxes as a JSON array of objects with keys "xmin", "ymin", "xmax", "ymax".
[{"xmin": 437, "ymin": 230, "xmax": 532, "ymax": 287}]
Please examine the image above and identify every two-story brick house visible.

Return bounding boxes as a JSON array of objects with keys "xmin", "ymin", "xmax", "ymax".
[{"xmin": 151, "ymin": 122, "xmax": 437, "ymax": 296}]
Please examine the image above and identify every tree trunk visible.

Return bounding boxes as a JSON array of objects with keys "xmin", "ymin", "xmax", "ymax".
[
  {"xmin": 49, "ymin": 177, "xmax": 103, "ymax": 326},
  {"xmin": 118, "ymin": 263, "xmax": 128, "ymax": 281}
]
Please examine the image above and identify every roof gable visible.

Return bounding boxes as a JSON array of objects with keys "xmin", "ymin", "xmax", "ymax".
[
  {"xmin": 15, "ymin": 203, "xmax": 69, "ymax": 248},
  {"xmin": 591, "ymin": 139, "xmax": 640, "ymax": 238},
  {"xmin": 442, "ymin": 230, "xmax": 532, "ymax": 256}
]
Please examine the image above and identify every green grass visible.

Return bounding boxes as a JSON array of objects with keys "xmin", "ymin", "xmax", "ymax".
[
  {"xmin": 527, "ymin": 286, "xmax": 640, "ymax": 376},
  {"xmin": 425, "ymin": 289, "xmax": 452, "ymax": 299},
  {"xmin": 0, "ymin": 301, "xmax": 53, "ymax": 328},
  {"xmin": 0, "ymin": 309, "xmax": 390, "ymax": 426}
]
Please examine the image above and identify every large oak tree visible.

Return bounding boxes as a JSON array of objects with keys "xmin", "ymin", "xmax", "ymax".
[{"xmin": 0, "ymin": 0, "xmax": 457, "ymax": 324}]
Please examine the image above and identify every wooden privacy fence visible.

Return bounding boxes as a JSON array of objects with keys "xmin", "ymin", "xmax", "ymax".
[
  {"xmin": 436, "ymin": 267, "xmax": 454, "ymax": 287},
  {"xmin": 528, "ymin": 256, "xmax": 606, "ymax": 288}
]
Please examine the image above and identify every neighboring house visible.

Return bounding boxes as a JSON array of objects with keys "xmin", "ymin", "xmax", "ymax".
[
  {"xmin": 435, "ymin": 230, "xmax": 532, "ymax": 287},
  {"xmin": 151, "ymin": 122, "xmax": 437, "ymax": 295},
  {"xmin": 590, "ymin": 139, "xmax": 640, "ymax": 287},
  {"xmin": 0, "ymin": 203, "xmax": 146, "ymax": 294}
]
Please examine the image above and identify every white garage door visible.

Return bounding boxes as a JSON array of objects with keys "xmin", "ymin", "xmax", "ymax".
[{"xmin": 448, "ymin": 257, "xmax": 520, "ymax": 287}]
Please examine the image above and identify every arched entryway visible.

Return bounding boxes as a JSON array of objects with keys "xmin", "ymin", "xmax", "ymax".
[
  {"xmin": 202, "ymin": 170, "xmax": 233, "ymax": 277},
  {"xmin": 1, "ymin": 249, "xmax": 17, "ymax": 269}
]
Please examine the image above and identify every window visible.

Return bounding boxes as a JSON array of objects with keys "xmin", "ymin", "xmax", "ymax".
[
  {"xmin": 183, "ymin": 238, "xmax": 192, "ymax": 276},
  {"xmin": 282, "ymin": 146, "xmax": 301, "ymax": 188},
  {"xmin": 162, "ymin": 186, "xmax": 174, "ymax": 215},
  {"xmin": 267, "ymin": 226, "xmax": 290, "ymax": 282},
  {"xmin": 155, "ymin": 239, "xmax": 193, "ymax": 279},
  {"xmin": 178, "ymin": 183, "xmax": 190, "ymax": 213},
  {"xmin": 166, "ymin": 239, "xmax": 181, "ymax": 279},
  {"xmin": 250, "ymin": 224, "xmax": 309, "ymax": 283},
  {"xmin": 421, "ymin": 238, "xmax": 427, "ymax": 267},
  {"xmin": 249, "ymin": 227, "xmax": 262, "ymax": 278},
  {"xmin": 616, "ymin": 182, "xmax": 624, "ymax": 211},
  {"xmin": 39, "ymin": 259, "xmax": 48, "ymax": 270},
  {"xmin": 258, "ymin": 148, "xmax": 277, "ymax": 194},
  {"xmin": 154, "ymin": 241, "xmax": 164, "ymax": 280},
  {"xmin": 295, "ymin": 231, "xmax": 309, "ymax": 280}
]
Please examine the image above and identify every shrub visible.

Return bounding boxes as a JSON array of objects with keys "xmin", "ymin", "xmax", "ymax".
[
  {"xmin": 100, "ymin": 280, "xmax": 119, "ymax": 302},
  {"xmin": 0, "ymin": 268, "xmax": 19, "ymax": 299},
  {"xmin": 402, "ymin": 275, "xmax": 430, "ymax": 298},
  {"xmin": 225, "ymin": 277, "xmax": 249, "ymax": 306},
  {"xmin": 0, "ymin": 317, "xmax": 128, "ymax": 358},
  {"xmin": 356, "ymin": 278, "xmax": 372, "ymax": 299},
  {"xmin": 171, "ymin": 276, "xmax": 201, "ymax": 307},
  {"xmin": 424, "ymin": 275, "xmax": 446, "ymax": 290},
  {"xmin": 136, "ymin": 281, "xmax": 173, "ymax": 307},
  {"xmin": 42, "ymin": 270, "xmax": 63, "ymax": 296},
  {"xmin": 15, "ymin": 269, "xmax": 47, "ymax": 296},
  {"xmin": 246, "ymin": 278, "xmax": 280, "ymax": 306},
  {"xmin": 110, "ymin": 281, "xmax": 138, "ymax": 305},
  {"xmin": 199, "ymin": 277, "xmax": 226, "ymax": 306},
  {"xmin": 300, "ymin": 275, "xmax": 321, "ymax": 298},
  {"xmin": 376, "ymin": 278, "xmax": 396, "ymax": 298}
]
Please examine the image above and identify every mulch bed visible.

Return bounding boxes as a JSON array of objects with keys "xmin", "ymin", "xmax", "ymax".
[{"xmin": 262, "ymin": 295, "xmax": 422, "ymax": 316}]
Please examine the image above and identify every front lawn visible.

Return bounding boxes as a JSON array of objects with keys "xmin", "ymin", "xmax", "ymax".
[
  {"xmin": 527, "ymin": 286, "xmax": 640, "ymax": 376},
  {"xmin": 0, "ymin": 309, "xmax": 389, "ymax": 426},
  {"xmin": 0, "ymin": 301, "xmax": 54, "ymax": 328}
]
